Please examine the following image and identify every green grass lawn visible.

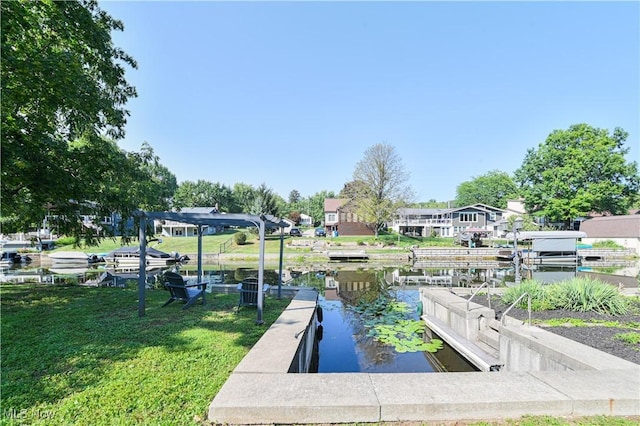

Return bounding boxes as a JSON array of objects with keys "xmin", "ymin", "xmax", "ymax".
[
  {"xmin": 0, "ymin": 283, "xmax": 290, "ymax": 425},
  {"xmin": 2, "ymin": 284, "xmax": 637, "ymax": 426},
  {"xmin": 49, "ymin": 231, "xmax": 461, "ymax": 258}
]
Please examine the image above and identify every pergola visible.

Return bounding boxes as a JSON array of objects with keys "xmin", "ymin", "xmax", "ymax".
[{"xmin": 135, "ymin": 211, "xmax": 288, "ymax": 323}]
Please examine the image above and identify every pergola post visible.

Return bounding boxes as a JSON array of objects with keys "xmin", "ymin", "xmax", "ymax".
[
  {"xmin": 138, "ymin": 216, "xmax": 147, "ymax": 317},
  {"xmin": 198, "ymin": 224, "xmax": 205, "ymax": 305},
  {"xmin": 256, "ymin": 219, "xmax": 266, "ymax": 325},
  {"xmin": 277, "ymin": 227, "xmax": 284, "ymax": 299}
]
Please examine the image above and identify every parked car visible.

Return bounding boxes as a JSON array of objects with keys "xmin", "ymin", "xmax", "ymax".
[
  {"xmin": 314, "ymin": 228, "xmax": 326, "ymax": 237},
  {"xmin": 289, "ymin": 228, "xmax": 302, "ymax": 237}
]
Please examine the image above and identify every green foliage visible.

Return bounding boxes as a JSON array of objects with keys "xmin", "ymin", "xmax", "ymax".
[
  {"xmin": 502, "ymin": 281, "xmax": 552, "ymax": 311},
  {"xmin": 173, "ymin": 180, "xmax": 233, "ymax": 210},
  {"xmin": 549, "ymin": 278, "xmax": 628, "ymax": 315},
  {"xmin": 55, "ymin": 236, "xmax": 77, "ymax": 247},
  {"xmin": 233, "ymin": 232, "xmax": 247, "ymax": 245},
  {"xmin": 514, "ymin": 124, "xmax": 640, "ymax": 226},
  {"xmin": 455, "ymin": 170, "xmax": 518, "ymax": 208},
  {"xmin": 349, "ymin": 294, "xmax": 442, "ymax": 353},
  {"xmin": 0, "ymin": 283, "xmax": 289, "ymax": 425},
  {"xmin": 614, "ymin": 332, "xmax": 640, "ymax": 345},
  {"xmin": 1, "ymin": 1, "xmax": 139, "ymax": 237},
  {"xmin": 502, "ymin": 278, "xmax": 629, "ymax": 315},
  {"xmin": 592, "ymin": 240, "xmax": 624, "ymax": 249}
]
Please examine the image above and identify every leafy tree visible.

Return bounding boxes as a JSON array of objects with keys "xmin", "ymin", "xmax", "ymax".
[
  {"xmin": 455, "ymin": 170, "xmax": 518, "ymax": 209},
  {"xmin": 514, "ymin": 124, "xmax": 640, "ymax": 228},
  {"xmin": 289, "ymin": 211, "xmax": 301, "ymax": 225},
  {"xmin": 339, "ymin": 180, "xmax": 367, "ymax": 200},
  {"xmin": 288, "ymin": 189, "xmax": 301, "ymax": 204},
  {"xmin": 1, "ymin": 0, "xmax": 138, "ymax": 240},
  {"xmin": 249, "ymin": 183, "xmax": 282, "ymax": 216},
  {"xmin": 173, "ymin": 180, "xmax": 232, "ymax": 210},
  {"xmin": 307, "ymin": 190, "xmax": 335, "ymax": 226},
  {"xmin": 229, "ymin": 183, "xmax": 256, "ymax": 213},
  {"xmin": 40, "ymin": 139, "xmax": 175, "ymax": 243},
  {"xmin": 411, "ymin": 199, "xmax": 450, "ymax": 209},
  {"xmin": 228, "ymin": 183, "xmax": 283, "ymax": 216},
  {"xmin": 351, "ymin": 143, "xmax": 414, "ymax": 236}
]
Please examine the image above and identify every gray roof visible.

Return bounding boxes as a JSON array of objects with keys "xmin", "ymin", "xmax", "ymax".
[
  {"xmin": 579, "ymin": 215, "xmax": 640, "ymax": 238},
  {"xmin": 139, "ymin": 211, "xmax": 288, "ymax": 229},
  {"xmin": 505, "ymin": 230, "xmax": 587, "ymax": 240}
]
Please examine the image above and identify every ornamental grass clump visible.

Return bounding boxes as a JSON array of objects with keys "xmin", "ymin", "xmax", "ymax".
[
  {"xmin": 501, "ymin": 277, "xmax": 629, "ymax": 316},
  {"xmin": 547, "ymin": 277, "xmax": 628, "ymax": 315},
  {"xmin": 502, "ymin": 280, "xmax": 551, "ymax": 311}
]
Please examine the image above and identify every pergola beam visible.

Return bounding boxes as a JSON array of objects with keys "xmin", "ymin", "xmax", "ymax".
[{"xmin": 135, "ymin": 211, "xmax": 287, "ymax": 322}]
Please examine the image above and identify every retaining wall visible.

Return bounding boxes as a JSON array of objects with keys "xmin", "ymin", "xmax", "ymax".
[{"xmin": 420, "ymin": 288, "xmax": 639, "ymax": 372}]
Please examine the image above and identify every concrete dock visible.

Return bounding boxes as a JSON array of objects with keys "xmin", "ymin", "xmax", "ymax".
[{"xmin": 208, "ymin": 288, "xmax": 640, "ymax": 425}]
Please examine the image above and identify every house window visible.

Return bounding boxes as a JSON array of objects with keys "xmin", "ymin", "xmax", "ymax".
[
  {"xmin": 327, "ymin": 213, "xmax": 336, "ymax": 222},
  {"xmin": 175, "ymin": 229, "xmax": 183, "ymax": 236},
  {"xmin": 489, "ymin": 212, "xmax": 496, "ymax": 221},
  {"xmin": 459, "ymin": 213, "xmax": 477, "ymax": 222}
]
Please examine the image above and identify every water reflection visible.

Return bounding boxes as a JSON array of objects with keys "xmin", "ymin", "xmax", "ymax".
[{"xmin": 2, "ymin": 261, "xmax": 635, "ymax": 288}]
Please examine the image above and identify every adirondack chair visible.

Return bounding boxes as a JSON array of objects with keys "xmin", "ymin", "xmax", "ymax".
[
  {"xmin": 237, "ymin": 277, "xmax": 270, "ymax": 309},
  {"xmin": 162, "ymin": 271, "xmax": 207, "ymax": 310}
]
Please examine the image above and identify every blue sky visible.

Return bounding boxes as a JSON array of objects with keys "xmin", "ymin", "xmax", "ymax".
[{"xmin": 101, "ymin": 1, "xmax": 639, "ymax": 203}]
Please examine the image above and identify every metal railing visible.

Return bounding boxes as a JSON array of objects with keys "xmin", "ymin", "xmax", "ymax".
[
  {"xmin": 466, "ymin": 282, "xmax": 491, "ymax": 311},
  {"xmin": 219, "ymin": 237, "xmax": 234, "ymax": 254},
  {"xmin": 501, "ymin": 292, "xmax": 531, "ymax": 326}
]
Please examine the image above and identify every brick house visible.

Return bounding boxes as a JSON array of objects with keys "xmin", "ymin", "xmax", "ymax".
[{"xmin": 323, "ymin": 198, "xmax": 374, "ymax": 236}]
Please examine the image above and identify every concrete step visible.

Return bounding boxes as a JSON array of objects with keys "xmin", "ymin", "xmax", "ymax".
[
  {"xmin": 423, "ymin": 315, "xmax": 502, "ymax": 372},
  {"xmin": 486, "ymin": 318, "xmax": 502, "ymax": 331},
  {"xmin": 478, "ymin": 328, "xmax": 500, "ymax": 351}
]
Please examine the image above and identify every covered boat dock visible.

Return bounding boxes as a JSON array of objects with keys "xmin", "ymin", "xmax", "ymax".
[{"xmin": 505, "ymin": 230, "xmax": 587, "ymax": 265}]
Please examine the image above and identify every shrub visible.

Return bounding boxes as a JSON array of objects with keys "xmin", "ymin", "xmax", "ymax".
[
  {"xmin": 548, "ymin": 277, "xmax": 628, "ymax": 315},
  {"xmin": 592, "ymin": 240, "xmax": 624, "ymax": 249},
  {"xmin": 55, "ymin": 236, "xmax": 77, "ymax": 246},
  {"xmin": 233, "ymin": 232, "xmax": 247, "ymax": 245},
  {"xmin": 501, "ymin": 281, "xmax": 551, "ymax": 311}
]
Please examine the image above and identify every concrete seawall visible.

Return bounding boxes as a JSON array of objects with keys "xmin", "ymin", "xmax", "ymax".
[{"xmin": 208, "ymin": 287, "xmax": 640, "ymax": 424}]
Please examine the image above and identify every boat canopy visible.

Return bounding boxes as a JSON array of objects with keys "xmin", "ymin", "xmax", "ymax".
[
  {"xmin": 505, "ymin": 231, "xmax": 587, "ymax": 253},
  {"xmin": 505, "ymin": 231, "xmax": 587, "ymax": 240}
]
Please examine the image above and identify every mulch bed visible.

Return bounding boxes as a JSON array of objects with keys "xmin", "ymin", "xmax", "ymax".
[{"xmin": 467, "ymin": 295, "xmax": 640, "ymax": 365}]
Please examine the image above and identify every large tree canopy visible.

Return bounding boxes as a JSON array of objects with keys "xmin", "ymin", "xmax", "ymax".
[
  {"xmin": 351, "ymin": 143, "xmax": 414, "ymax": 236},
  {"xmin": 455, "ymin": 170, "xmax": 518, "ymax": 209},
  {"xmin": 514, "ymin": 124, "xmax": 639, "ymax": 227},
  {"xmin": 173, "ymin": 180, "xmax": 233, "ymax": 211},
  {"xmin": 1, "ymin": 0, "xmax": 138, "ymax": 240}
]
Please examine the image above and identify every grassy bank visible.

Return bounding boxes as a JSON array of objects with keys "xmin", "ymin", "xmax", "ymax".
[
  {"xmin": 2, "ymin": 284, "xmax": 638, "ymax": 425},
  {"xmin": 0, "ymin": 283, "xmax": 290, "ymax": 425},
  {"xmin": 48, "ymin": 231, "xmax": 459, "ymax": 257}
]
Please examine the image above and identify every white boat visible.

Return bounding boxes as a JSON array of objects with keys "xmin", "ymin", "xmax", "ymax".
[
  {"xmin": 48, "ymin": 251, "xmax": 104, "ymax": 265},
  {"xmin": 1, "ymin": 250, "xmax": 32, "ymax": 265},
  {"xmin": 104, "ymin": 246, "xmax": 186, "ymax": 267}
]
